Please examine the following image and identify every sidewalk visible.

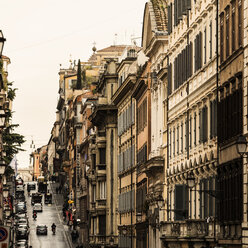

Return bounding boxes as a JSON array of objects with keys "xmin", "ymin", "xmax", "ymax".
[{"xmin": 49, "ymin": 182, "xmax": 80, "ymax": 248}]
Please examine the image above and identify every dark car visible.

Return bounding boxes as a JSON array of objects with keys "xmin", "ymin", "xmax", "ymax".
[
  {"xmin": 16, "ymin": 228, "xmax": 28, "ymax": 240},
  {"xmin": 36, "ymin": 225, "xmax": 48, "ymax": 235},
  {"xmin": 15, "ymin": 239, "xmax": 28, "ymax": 248},
  {"xmin": 27, "ymin": 182, "xmax": 36, "ymax": 191}
]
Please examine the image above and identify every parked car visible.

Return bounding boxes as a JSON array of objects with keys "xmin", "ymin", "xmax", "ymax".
[
  {"xmin": 15, "ymin": 240, "xmax": 28, "ymax": 248},
  {"xmin": 16, "ymin": 185, "xmax": 24, "ymax": 191},
  {"xmin": 16, "ymin": 224, "xmax": 29, "ymax": 232},
  {"xmin": 15, "ymin": 213, "xmax": 27, "ymax": 220},
  {"xmin": 33, "ymin": 203, "xmax": 42, "ymax": 212},
  {"xmin": 16, "ymin": 204, "xmax": 26, "ymax": 214},
  {"xmin": 16, "ymin": 219, "xmax": 29, "ymax": 227},
  {"xmin": 16, "ymin": 228, "xmax": 28, "ymax": 240},
  {"xmin": 36, "ymin": 225, "xmax": 47, "ymax": 235}
]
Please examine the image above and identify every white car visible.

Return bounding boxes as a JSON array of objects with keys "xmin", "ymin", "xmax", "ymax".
[{"xmin": 33, "ymin": 203, "xmax": 42, "ymax": 212}]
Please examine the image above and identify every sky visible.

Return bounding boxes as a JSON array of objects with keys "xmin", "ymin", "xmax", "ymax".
[{"xmin": 0, "ymin": 0, "xmax": 147, "ymax": 168}]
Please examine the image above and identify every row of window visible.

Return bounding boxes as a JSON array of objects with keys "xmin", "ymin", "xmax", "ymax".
[
  {"xmin": 169, "ymin": 24, "xmax": 214, "ymax": 94},
  {"xmin": 118, "ymin": 190, "xmax": 135, "ymax": 213},
  {"xmin": 118, "ymin": 103, "xmax": 135, "ymax": 136},
  {"xmin": 167, "ymin": 0, "xmax": 191, "ymax": 32},
  {"xmin": 173, "ymin": 42, "xmax": 193, "ymax": 91},
  {"xmin": 220, "ymin": 0, "xmax": 243, "ymax": 63},
  {"xmin": 118, "ymin": 145, "xmax": 135, "ymax": 173},
  {"xmin": 169, "ymin": 100, "xmax": 217, "ymax": 158}
]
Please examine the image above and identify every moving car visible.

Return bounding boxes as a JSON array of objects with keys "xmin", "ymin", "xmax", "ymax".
[
  {"xmin": 33, "ymin": 203, "xmax": 42, "ymax": 212},
  {"xmin": 31, "ymin": 192, "xmax": 42, "ymax": 206},
  {"xmin": 36, "ymin": 225, "xmax": 48, "ymax": 235},
  {"xmin": 44, "ymin": 193, "xmax": 52, "ymax": 204},
  {"xmin": 27, "ymin": 182, "xmax": 36, "ymax": 190}
]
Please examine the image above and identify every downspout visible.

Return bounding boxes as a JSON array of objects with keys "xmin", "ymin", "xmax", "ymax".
[
  {"xmin": 110, "ymin": 129, "xmax": 114, "ymax": 235},
  {"xmin": 215, "ymin": 0, "xmax": 219, "ymax": 245},
  {"xmin": 131, "ymin": 96, "xmax": 133, "ymax": 248}
]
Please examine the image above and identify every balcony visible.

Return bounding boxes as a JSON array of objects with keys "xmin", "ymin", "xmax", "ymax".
[
  {"xmin": 89, "ymin": 235, "xmax": 106, "ymax": 244},
  {"xmin": 96, "ymin": 164, "xmax": 106, "ymax": 177},
  {"xmin": 96, "ymin": 199, "xmax": 106, "ymax": 209},
  {"xmin": 160, "ymin": 219, "xmax": 218, "ymax": 241}
]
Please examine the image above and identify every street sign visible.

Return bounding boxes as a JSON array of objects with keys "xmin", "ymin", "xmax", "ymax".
[
  {"xmin": 68, "ymin": 200, "xmax": 74, "ymax": 204},
  {"xmin": 0, "ymin": 226, "xmax": 9, "ymax": 248}
]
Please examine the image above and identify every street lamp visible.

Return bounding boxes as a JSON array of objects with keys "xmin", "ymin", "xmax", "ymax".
[
  {"xmin": 186, "ymin": 171, "xmax": 195, "ymax": 189},
  {"xmin": 0, "ymin": 30, "xmax": 6, "ymax": 58},
  {"xmin": 0, "ymin": 160, "xmax": 6, "ymax": 174},
  {"xmin": 236, "ymin": 135, "xmax": 248, "ymax": 157},
  {"xmin": 186, "ymin": 171, "xmax": 221, "ymax": 198},
  {"xmin": 0, "ymin": 109, "xmax": 6, "ymax": 128},
  {"xmin": 3, "ymin": 187, "xmax": 8, "ymax": 198}
]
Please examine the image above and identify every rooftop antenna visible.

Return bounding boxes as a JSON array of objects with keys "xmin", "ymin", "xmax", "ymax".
[{"xmin": 114, "ymin": 34, "xmax": 117, "ymax": 46}]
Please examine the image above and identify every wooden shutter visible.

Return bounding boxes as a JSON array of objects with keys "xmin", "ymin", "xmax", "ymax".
[
  {"xmin": 175, "ymin": 185, "xmax": 187, "ymax": 220},
  {"xmin": 174, "ymin": 0, "xmax": 178, "ymax": 26},
  {"xmin": 199, "ymin": 32, "xmax": 202, "ymax": 69},
  {"xmin": 168, "ymin": 4, "xmax": 172, "ymax": 34},
  {"xmin": 199, "ymin": 109, "xmax": 202, "ymax": 143}
]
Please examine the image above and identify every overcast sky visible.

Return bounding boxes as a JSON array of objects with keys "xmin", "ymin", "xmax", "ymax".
[{"xmin": 0, "ymin": 0, "xmax": 147, "ymax": 169}]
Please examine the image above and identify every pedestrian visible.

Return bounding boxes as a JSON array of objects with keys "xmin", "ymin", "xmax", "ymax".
[{"xmin": 73, "ymin": 217, "xmax": 77, "ymax": 230}]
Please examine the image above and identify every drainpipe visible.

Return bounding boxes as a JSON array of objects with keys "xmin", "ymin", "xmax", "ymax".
[
  {"xmin": 131, "ymin": 96, "xmax": 133, "ymax": 248},
  {"xmin": 215, "ymin": 0, "xmax": 219, "ymax": 246},
  {"xmin": 110, "ymin": 130, "xmax": 114, "ymax": 236}
]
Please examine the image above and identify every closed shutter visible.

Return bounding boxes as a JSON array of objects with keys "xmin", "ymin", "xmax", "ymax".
[
  {"xmin": 189, "ymin": 42, "xmax": 193, "ymax": 77},
  {"xmin": 132, "ymin": 102, "xmax": 135, "ymax": 124},
  {"xmin": 174, "ymin": 0, "xmax": 178, "ymax": 26},
  {"xmin": 187, "ymin": 0, "xmax": 191, "ymax": 9},
  {"xmin": 132, "ymin": 190, "xmax": 135, "ymax": 211},
  {"xmin": 132, "ymin": 144, "xmax": 135, "ymax": 166},
  {"xmin": 168, "ymin": 4, "xmax": 172, "ymax": 34},
  {"xmin": 168, "ymin": 64, "xmax": 171, "ymax": 95},
  {"xmin": 194, "ymin": 35, "xmax": 197, "ymax": 72},
  {"xmin": 213, "ymin": 100, "xmax": 217, "ymax": 137},
  {"xmin": 199, "ymin": 109, "xmax": 202, "ymax": 143},
  {"xmin": 174, "ymin": 185, "xmax": 188, "ymax": 220},
  {"xmin": 199, "ymin": 32, "xmax": 202, "ymax": 69}
]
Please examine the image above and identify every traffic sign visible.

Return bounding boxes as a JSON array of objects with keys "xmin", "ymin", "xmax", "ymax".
[
  {"xmin": 0, "ymin": 227, "xmax": 8, "ymax": 242},
  {"xmin": 0, "ymin": 226, "xmax": 9, "ymax": 248},
  {"xmin": 68, "ymin": 200, "xmax": 74, "ymax": 204}
]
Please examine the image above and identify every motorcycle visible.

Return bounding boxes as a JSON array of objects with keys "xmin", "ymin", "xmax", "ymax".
[{"xmin": 52, "ymin": 227, "xmax": 56, "ymax": 235}]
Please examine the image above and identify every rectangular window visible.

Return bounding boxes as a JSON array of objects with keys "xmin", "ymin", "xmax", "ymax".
[
  {"xmin": 177, "ymin": 125, "xmax": 179, "ymax": 154},
  {"xmin": 194, "ymin": 113, "xmax": 196, "ymax": 146},
  {"xmin": 174, "ymin": 185, "xmax": 188, "ymax": 221},
  {"xmin": 189, "ymin": 116, "xmax": 192, "ymax": 148},
  {"xmin": 99, "ymin": 215, "xmax": 106, "ymax": 235},
  {"xmin": 204, "ymin": 27, "xmax": 207, "ymax": 64},
  {"xmin": 181, "ymin": 122, "xmax": 183, "ymax": 153},
  {"xmin": 232, "ymin": 2, "xmax": 236, "ymax": 52},
  {"xmin": 209, "ymin": 21, "xmax": 212, "ymax": 59},
  {"xmin": 99, "ymin": 181, "xmax": 106, "ymax": 199},
  {"xmin": 226, "ymin": 7, "xmax": 230, "ymax": 58},
  {"xmin": 173, "ymin": 128, "xmax": 175, "ymax": 156},
  {"xmin": 93, "ymin": 185, "xmax": 96, "ymax": 202},
  {"xmin": 169, "ymin": 130, "xmax": 172, "ymax": 158},
  {"xmin": 220, "ymin": 14, "xmax": 224, "ymax": 62},
  {"xmin": 99, "ymin": 148, "xmax": 106, "ymax": 164},
  {"xmin": 238, "ymin": 0, "xmax": 242, "ymax": 46}
]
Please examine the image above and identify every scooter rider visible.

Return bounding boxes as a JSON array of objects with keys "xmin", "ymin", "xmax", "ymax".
[
  {"xmin": 33, "ymin": 210, "xmax": 37, "ymax": 220},
  {"xmin": 51, "ymin": 223, "xmax": 56, "ymax": 234}
]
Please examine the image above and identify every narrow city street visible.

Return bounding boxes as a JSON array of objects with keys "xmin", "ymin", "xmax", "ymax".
[{"xmin": 25, "ymin": 183, "xmax": 75, "ymax": 248}]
